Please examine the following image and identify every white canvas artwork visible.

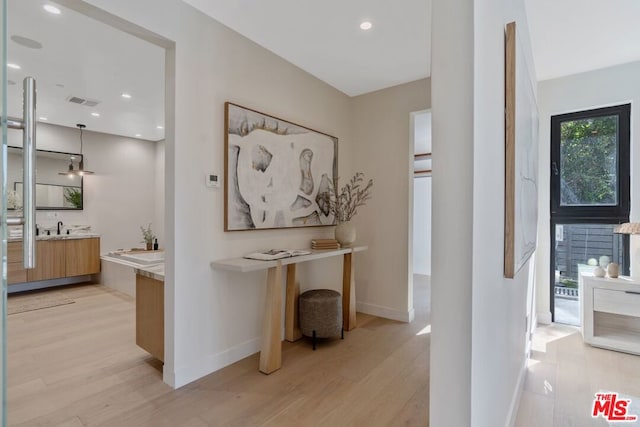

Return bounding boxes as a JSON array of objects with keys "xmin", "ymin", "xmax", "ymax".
[
  {"xmin": 513, "ymin": 49, "xmax": 539, "ymax": 271},
  {"xmin": 225, "ymin": 103, "xmax": 338, "ymax": 231},
  {"xmin": 505, "ymin": 22, "xmax": 539, "ymax": 278}
]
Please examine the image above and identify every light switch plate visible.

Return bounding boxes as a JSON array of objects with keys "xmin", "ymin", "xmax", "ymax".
[{"xmin": 206, "ymin": 173, "xmax": 220, "ymax": 188}]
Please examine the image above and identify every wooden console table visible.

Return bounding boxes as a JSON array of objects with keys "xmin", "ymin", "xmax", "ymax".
[{"xmin": 211, "ymin": 245, "xmax": 367, "ymax": 374}]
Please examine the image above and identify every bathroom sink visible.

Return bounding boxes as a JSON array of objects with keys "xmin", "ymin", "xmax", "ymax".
[
  {"xmin": 115, "ymin": 251, "xmax": 164, "ymax": 265},
  {"xmin": 67, "ymin": 225, "xmax": 92, "ymax": 234},
  {"xmin": 37, "ymin": 235, "xmax": 64, "ymax": 240}
]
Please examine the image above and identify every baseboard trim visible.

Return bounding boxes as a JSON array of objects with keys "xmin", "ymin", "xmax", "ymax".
[
  {"xmin": 356, "ymin": 301, "xmax": 414, "ymax": 323},
  {"xmin": 506, "ymin": 357, "xmax": 527, "ymax": 427},
  {"xmin": 171, "ymin": 337, "xmax": 261, "ymax": 388},
  {"xmin": 169, "ymin": 302, "xmax": 413, "ymax": 388},
  {"xmin": 7, "ymin": 275, "xmax": 93, "ymax": 293},
  {"xmin": 537, "ymin": 311, "xmax": 552, "ymax": 325}
]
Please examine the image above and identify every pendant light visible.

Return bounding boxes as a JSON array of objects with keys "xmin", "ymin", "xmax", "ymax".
[{"xmin": 59, "ymin": 123, "xmax": 94, "ymax": 176}]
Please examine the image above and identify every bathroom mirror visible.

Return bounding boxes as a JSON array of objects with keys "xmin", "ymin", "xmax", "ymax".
[{"xmin": 7, "ymin": 147, "xmax": 84, "ymax": 210}]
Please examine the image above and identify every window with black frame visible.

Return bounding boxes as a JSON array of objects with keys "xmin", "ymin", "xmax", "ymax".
[{"xmin": 550, "ymin": 104, "xmax": 630, "ymax": 325}]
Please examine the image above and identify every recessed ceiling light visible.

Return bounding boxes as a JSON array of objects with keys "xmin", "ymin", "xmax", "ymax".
[
  {"xmin": 135, "ymin": 133, "xmax": 142, "ymax": 137},
  {"xmin": 7, "ymin": 63, "xmax": 21, "ymax": 70},
  {"xmin": 91, "ymin": 112, "xmax": 100, "ymax": 117},
  {"xmin": 156, "ymin": 125, "xmax": 164, "ymax": 129},
  {"xmin": 43, "ymin": 5, "xmax": 61, "ymax": 15},
  {"xmin": 360, "ymin": 21, "xmax": 372, "ymax": 30},
  {"xmin": 39, "ymin": 117, "xmax": 48, "ymax": 121},
  {"xmin": 121, "ymin": 93, "xmax": 132, "ymax": 99}
]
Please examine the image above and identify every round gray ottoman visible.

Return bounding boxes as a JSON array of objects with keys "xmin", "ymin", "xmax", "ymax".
[{"xmin": 299, "ymin": 289, "xmax": 343, "ymax": 350}]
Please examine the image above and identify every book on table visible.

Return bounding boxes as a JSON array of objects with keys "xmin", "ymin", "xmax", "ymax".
[
  {"xmin": 311, "ymin": 239, "xmax": 341, "ymax": 250},
  {"xmin": 311, "ymin": 239, "xmax": 338, "ymax": 244},
  {"xmin": 244, "ymin": 249, "xmax": 312, "ymax": 261}
]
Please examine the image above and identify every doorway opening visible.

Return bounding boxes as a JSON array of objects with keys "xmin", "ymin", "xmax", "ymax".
[
  {"xmin": 410, "ymin": 110, "xmax": 432, "ymax": 315},
  {"xmin": 4, "ymin": 0, "xmax": 176, "ymax": 424}
]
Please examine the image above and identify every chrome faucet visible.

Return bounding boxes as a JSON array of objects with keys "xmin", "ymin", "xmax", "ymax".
[{"xmin": 57, "ymin": 221, "xmax": 64, "ymax": 235}]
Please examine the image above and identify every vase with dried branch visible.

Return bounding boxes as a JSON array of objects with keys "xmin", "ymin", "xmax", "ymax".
[{"xmin": 329, "ymin": 172, "xmax": 373, "ymax": 246}]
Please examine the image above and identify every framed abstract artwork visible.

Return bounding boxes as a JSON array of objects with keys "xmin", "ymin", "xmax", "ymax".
[
  {"xmin": 224, "ymin": 102, "xmax": 338, "ymax": 231},
  {"xmin": 504, "ymin": 21, "xmax": 539, "ymax": 278}
]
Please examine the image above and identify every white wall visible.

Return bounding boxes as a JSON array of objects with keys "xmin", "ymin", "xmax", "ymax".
[
  {"xmin": 470, "ymin": 0, "xmax": 535, "ymax": 423},
  {"xmin": 155, "ymin": 140, "xmax": 166, "ymax": 246},
  {"xmin": 535, "ymin": 60, "xmax": 640, "ymax": 324},
  {"xmin": 76, "ymin": 0, "xmax": 352, "ymax": 388},
  {"xmin": 8, "ymin": 123, "xmax": 160, "ymax": 253},
  {"xmin": 430, "ymin": 0, "xmax": 474, "ymax": 423},
  {"xmin": 413, "ymin": 177, "xmax": 431, "ymax": 276},
  {"xmin": 350, "ymin": 79, "xmax": 430, "ymax": 322},
  {"xmin": 430, "ymin": 0, "xmax": 536, "ymax": 425}
]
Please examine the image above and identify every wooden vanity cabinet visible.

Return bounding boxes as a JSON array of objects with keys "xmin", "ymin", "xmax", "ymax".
[
  {"xmin": 7, "ymin": 237, "xmax": 100, "ymax": 285},
  {"xmin": 136, "ymin": 274, "xmax": 164, "ymax": 362},
  {"xmin": 66, "ymin": 238, "xmax": 100, "ymax": 276},
  {"xmin": 7, "ymin": 241, "xmax": 27, "ymax": 284},
  {"xmin": 27, "ymin": 240, "xmax": 66, "ymax": 281}
]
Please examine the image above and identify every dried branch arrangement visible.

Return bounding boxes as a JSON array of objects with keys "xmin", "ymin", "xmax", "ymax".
[{"xmin": 330, "ymin": 172, "xmax": 373, "ymax": 223}]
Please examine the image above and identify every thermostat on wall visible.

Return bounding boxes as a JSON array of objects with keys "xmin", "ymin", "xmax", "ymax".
[{"xmin": 206, "ymin": 173, "xmax": 220, "ymax": 188}]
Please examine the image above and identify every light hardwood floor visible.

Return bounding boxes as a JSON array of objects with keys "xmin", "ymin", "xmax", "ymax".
[
  {"xmin": 7, "ymin": 278, "xmax": 430, "ymax": 426},
  {"xmin": 515, "ymin": 323, "xmax": 640, "ymax": 426}
]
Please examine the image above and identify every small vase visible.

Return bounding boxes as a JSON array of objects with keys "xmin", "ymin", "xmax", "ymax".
[
  {"xmin": 146, "ymin": 242, "xmax": 152, "ymax": 251},
  {"xmin": 335, "ymin": 221, "xmax": 356, "ymax": 246},
  {"xmin": 593, "ymin": 266, "xmax": 606, "ymax": 278},
  {"xmin": 607, "ymin": 262, "xmax": 620, "ymax": 279}
]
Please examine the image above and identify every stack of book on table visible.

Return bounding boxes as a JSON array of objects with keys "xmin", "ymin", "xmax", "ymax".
[{"xmin": 311, "ymin": 239, "xmax": 341, "ymax": 250}]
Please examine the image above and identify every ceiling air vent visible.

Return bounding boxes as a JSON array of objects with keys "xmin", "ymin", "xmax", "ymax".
[{"xmin": 67, "ymin": 96, "xmax": 101, "ymax": 107}]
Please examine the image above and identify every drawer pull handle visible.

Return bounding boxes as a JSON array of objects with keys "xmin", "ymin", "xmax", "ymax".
[{"xmin": 625, "ymin": 291, "xmax": 640, "ymax": 296}]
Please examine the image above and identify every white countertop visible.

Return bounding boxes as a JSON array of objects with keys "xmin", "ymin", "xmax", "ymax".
[
  {"xmin": 211, "ymin": 245, "xmax": 368, "ymax": 273},
  {"xmin": 134, "ymin": 264, "xmax": 165, "ymax": 281},
  {"xmin": 101, "ymin": 253, "xmax": 165, "ymax": 281},
  {"xmin": 8, "ymin": 233, "xmax": 101, "ymax": 242}
]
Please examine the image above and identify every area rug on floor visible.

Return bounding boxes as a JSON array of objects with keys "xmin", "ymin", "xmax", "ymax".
[{"xmin": 7, "ymin": 294, "xmax": 75, "ymax": 315}]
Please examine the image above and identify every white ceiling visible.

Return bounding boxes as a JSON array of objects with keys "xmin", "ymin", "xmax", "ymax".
[
  {"xmin": 183, "ymin": 0, "xmax": 640, "ymax": 92},
  {"xmin": 526, "ymin": 0, "xmax": 640, "ymax": 81},
  {"xmin": 182, "ymin": 0, "xmax": 431, "ymax": 97},
  {"xmin": 9, "ymin": 0, "xmax": 635, "ymax": 146},
  {"xmin": 7, "ymin": 0, "xmax": 165, "ymax": 142}
]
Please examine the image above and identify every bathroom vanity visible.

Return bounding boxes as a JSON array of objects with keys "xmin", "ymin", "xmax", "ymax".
[
  {"xmin": 101, "ymin": 251, "xmax": 165, "ymax": 362},
  {"xmin": 135, "ymin": 265, "xmax": 164, "ymax": 362},
  {"xmin": 8, "ymin": 235, "xmax": 101, "ymax": 291}
]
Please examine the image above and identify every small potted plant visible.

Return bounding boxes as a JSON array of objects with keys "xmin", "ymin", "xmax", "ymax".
[
  {"xmin": 140, "ymin": 223, "xmax": 156, "ymax": 251},
  {"xmin": 329, "ymin": 172, "xmax": 373, "ymax": 246},
  {"xmin": 64, "ymin": 188, "xmax": 82, "ymax": 209}
]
